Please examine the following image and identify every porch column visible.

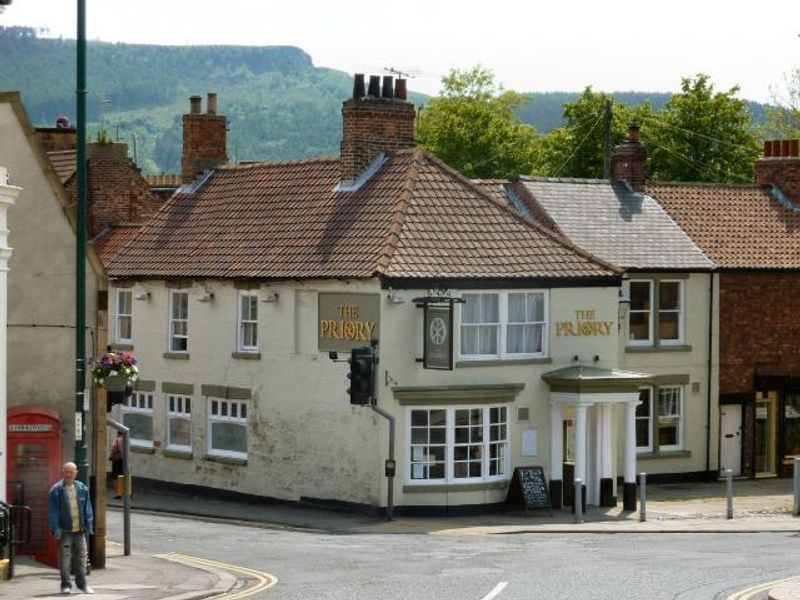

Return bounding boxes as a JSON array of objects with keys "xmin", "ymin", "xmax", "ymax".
[
  {"xmin": 549, "ymin": 402, "xmax": 563, "ymax": 509},
  {"xmin": 623, "ymin": 399, "xmax": 637, "ymax": 511},
  {"xmin": 600, "ymin": 403, "xmax": 615, "ymax": 506},
  {"xmin": 574, "ymin": 404, "xmax": 588, "ymax": 512}
]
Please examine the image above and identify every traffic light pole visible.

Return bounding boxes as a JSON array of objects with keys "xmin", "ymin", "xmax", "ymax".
[{"xmin": 370, "ymin": 403, "xmax": 394, "ymax": 522}]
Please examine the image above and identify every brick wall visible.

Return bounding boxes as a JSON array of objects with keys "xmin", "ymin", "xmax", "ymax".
[
  {"xmin": 181, "ymin": 113, "xmax": 227, "ymax": 184},
  {"xmin": 35, "ymin": 127, "xmax": 77, "ymax": 153},
  {"xmin": 66, "ymin": 142, "xmax": 162, "ymax": 236},
  {"xmin": 612, "ymin": 125, "xmax": 647, "ymax": 192},
  {"xmin": 340, "ymin": 97, "xmax": 415, "ymax": 182},
  {"xmin": 756, "ymin": 157, "xmax": 800, "ymax": 204},
  {"xmin": 719, "ymin": 272, "xmax": 800, "ymax": 394}
]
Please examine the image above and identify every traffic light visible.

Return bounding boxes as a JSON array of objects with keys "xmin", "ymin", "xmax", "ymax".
[
  {"xmin": 347, "ymin": 346, "xmax": 374, "ymax": 405},
  {"xmin": 106, "ymin": 380, "xmax": 134, "ymax": 412}
]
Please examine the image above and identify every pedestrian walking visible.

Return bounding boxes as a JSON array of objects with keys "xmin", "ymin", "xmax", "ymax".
[
  {"xmin": 48, "ymin": 462, "xmax": 94, "ymax": 595},
  {"xmin": 109, "ymin": 431, "xmax": 123, "ymax": 498}
]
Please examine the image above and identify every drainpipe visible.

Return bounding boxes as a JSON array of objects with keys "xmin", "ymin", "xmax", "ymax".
[{"xmin": 706, "ymin": 271, "xmax": 715, "ymax": 478}]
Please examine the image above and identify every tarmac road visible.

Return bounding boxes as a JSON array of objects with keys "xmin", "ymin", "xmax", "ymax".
[{"xmin": 106, "ymin": 510, "xmax": 800, "ymax": 600}]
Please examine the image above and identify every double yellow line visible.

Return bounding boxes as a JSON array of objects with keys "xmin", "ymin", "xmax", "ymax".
[
  {"xmin": 726, "ymin": 574, "xmax": 800, "ymax": 600},
  {"xmin": 156, "ymin": 552, "xmax": 278, "ymax": 599}
]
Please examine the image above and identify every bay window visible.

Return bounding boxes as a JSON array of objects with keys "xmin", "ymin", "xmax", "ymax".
[
  {"xmin": 121, "ymin": 391, "xmax": 154, "ymax": 448},
  {"xmin": 166, "ymin": 394, "xmax": 192, "ymax": 452},
  {"xmin": 208, "ymin": 397, "xmax": 248, "ymax": 459}
]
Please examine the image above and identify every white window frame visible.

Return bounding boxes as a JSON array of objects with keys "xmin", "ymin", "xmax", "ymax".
[
  {"xmin": 237, "ymin": 290, "xmax": 259, "ymax": 353},
  {"xmin": 636, "ymin": 387, "xmax": 653, "ymax": 453},
  {"xmin": 657, "ymin": 280, "xmax": 684, "ymax": 346},
  {"xmin": 657, "ymin": 386, "xmax": 684, "ymax": 451},
  {"xmin": 207, "ymin": 397, "xmax": 248, "ymax": 460},
  {"xmin": 168, "ymin": 290, "xmax": 189, "ymax": 353},
  {"xmin": 406, "ymin": 404, "xmax": 510, "ymax": 485},
  {"xmin": 166, "ymin": 393, "xmax": 192, "ymax": 452},
  {"xmin": 627, "ymin": 280, "xmax": 653, "ymax": 347},
  {"xmin": 458, "ymin": 290, "xmax": 548, "ymax": 361},
  {"xmin": 116, "ymin": 289, "xmax": 133, "ymax": 344},
  {"xmin": 121, "ymin": 391, "xmax": 154, "ymax": 448}
]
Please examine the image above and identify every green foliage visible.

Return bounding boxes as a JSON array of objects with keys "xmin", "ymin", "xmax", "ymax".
[
  {"xmin": 417, "ymin": 66, "xmax": 538, "ymax": 179},
  {"xmin": 761, "ymin": 69, "xmax": 800, "ymax": 139},
  {"xmin": 644, "ymin": 74, "xmax": 761, "ymax": 183}
]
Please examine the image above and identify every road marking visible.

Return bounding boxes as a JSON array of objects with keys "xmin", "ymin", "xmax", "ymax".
[
  {"xmin": 726, "ymin": 574, "xmax": 800, "ymax": 600},
  {"xmin": 481, "ymin": 581, "xmax": 508, "ymax": 600},
  {"xmin": 156, "ymin": 552, "xmax": 278, "ymax": 598}
]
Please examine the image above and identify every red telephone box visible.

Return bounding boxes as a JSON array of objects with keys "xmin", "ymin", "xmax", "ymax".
[{"xmin": 7, "ymin": 405, "xmax": 62, "ymax": 568}]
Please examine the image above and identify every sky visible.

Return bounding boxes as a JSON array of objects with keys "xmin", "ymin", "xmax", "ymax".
[{"xmin": 2, "ymin": 0, "xmax": 798, "ymax": 103}]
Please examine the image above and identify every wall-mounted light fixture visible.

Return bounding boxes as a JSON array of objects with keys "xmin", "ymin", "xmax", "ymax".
[
  {"xmin": 196, "ymin": 291, "xmax": 214, "ymax": 303},
  {"xmin": 133, "ymin": 291, "xmax": 151, "ymax": 301},
  {"xmin": 261, "ymin": 290, "xmax": 279, "ymax": 303},
  {"xmin": 618, "ymin": 289, "xmax": 631, "ymax": 322},
  {"xmin": 387, "ymin": 289, "xmax": 405, "ymax": 304}
]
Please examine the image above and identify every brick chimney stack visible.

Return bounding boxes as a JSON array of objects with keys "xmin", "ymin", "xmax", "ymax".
[
  {"xmin": 756, "ymin": 139, "xmax": 800, "ymax": 203},
  {"xmin": 181, "ymin": 93, "xmax": 228, "ymax": 184},
  {"xmin": 340, "ymin": 74, "xmax": 416, "ymax": 183},
  {"xmin": 612, "ymin": 123, "xmax": 647, "ymax": 192},
  {"xmin": 35, "ymin": 116, "xmax": 77, "ymax": 153}
]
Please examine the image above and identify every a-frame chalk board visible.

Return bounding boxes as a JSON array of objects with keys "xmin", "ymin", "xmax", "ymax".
[{"xmin": 504, "ymin": 466, "xmax": 552, "ymax": 516}]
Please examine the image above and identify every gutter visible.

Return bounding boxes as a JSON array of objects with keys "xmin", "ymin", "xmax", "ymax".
[{"xmin": 706, "ymin": 272, "xmax": 715, "ymax": 478}]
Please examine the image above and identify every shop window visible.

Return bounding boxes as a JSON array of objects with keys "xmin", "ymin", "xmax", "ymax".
[
  {"xmin": 460, "ymin": 291, "xmax": 547, "ymax": 360},
  {"xmin": 121, "ymin": 391, "xmax": 154, "ymax": 448},
  {"xmin": 784, "ymin": 394, "xmax": 800, "ymax": 459},
  {"xmin": 169, "ymin": 291, "xmax": 189, "ymax": 352},
  {"xmin": 408, "ymin": 405, "xmax": 508, "ymax": 484},
  {"xmin": 628, "ymin": 280, "xmax": 684, "ymax": 347},
  {"xmin": 116, "ymin": 289, "xmax": 132, "ymax": 344},
  {"xmin": 166, "ymin": 394, "xmax": 192, "ymax": 452},
  {"xmin": 237, "ymin": 291, "xmax": 259, "ymax": 352},
  {"xmin": 208, "ymin": 398, "xmax": 248, "ymax": 459}
]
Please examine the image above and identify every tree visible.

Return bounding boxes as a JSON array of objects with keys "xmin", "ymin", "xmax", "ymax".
[
  {"xmin": 533, "ymin": 87, "xmax": 651, "ymax": 178},
  {"xmin": 762, "ymin": 69, "xmax": 800, "ymax": 139},
  {"xmin": 644, "ymin": 74, "xmax": 761, "ymax": 183},
  {"xmin": 416, "ymin": 66, "xmax": 538, "ymax": 179}
]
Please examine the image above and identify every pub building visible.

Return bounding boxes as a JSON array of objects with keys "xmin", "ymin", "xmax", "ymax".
[
  {"xmin": 648, "ymin": 138, "xmax": 800, "ymax": 479},
  {"xmin": 104, "ymin": 76, "xmax": 664, "ymax": 514}
]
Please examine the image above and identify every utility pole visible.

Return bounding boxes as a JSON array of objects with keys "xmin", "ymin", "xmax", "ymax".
[
  {"xmin": 75, "ymin": 0, "xmax": 88, "ymax": 486},
  {"xmin": 602, "ymin": 99, "xmax": 612, "ymax": 179}
]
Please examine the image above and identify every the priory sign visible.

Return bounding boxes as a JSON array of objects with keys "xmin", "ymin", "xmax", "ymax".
[
  {"xmin": 318, "ymin": 292, "xmax": 380, "ymax": 352},
  {"xmin": 555, "ymin": 309, "xmax": 613, "ymax": 337}
]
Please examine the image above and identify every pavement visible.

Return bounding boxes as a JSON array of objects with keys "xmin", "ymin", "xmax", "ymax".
[{"xmin": 2, "ymin": 477, "xmax": 798, "ymax": 599}]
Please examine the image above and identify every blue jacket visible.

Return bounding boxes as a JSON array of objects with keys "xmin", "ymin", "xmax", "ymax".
[{"xmin": 48, "ymin": 480, "xmax": 93, "ymax": 536}]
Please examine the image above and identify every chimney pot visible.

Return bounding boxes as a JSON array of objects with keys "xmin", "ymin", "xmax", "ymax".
[
  {"xmin": 395, "ymin": 78, "xmax": 407, "ymax": 100},
  {"xmin": 353, "ymin": 74, "xmax": 366, "ymax": 99},
  {"xmin": 764, "ymin": 140, "xmax": 773, "ymax": 158},
  {"xmin": 628, "ymin": 123, "xmax": 641, "ymax": 143},
  {"xmin": 367, "ymin": 76, "xmax": 381, "ymax": 98},
  {"xmin": 772, "ymin": 140, "xmax": 782, "ymax": 157},
  {"xmin": 382, "ymin": 76, "xmax": 394, "ymax": 99},
  {"xmin": 207, "ymin": 92, "xmax": 218, "ymax": 115},
  {"xmin": 56, "ymin": 115, "xmax": 71, "ymax": 129},
  {"xmin": 189, "ymin": 95, "xmax": 202, "ymax": 114},
  {"xmin": 790, "ymin": 139, "xmax": 799, "ymax": 158}
]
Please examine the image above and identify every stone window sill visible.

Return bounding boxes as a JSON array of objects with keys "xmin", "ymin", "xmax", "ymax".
[
  {"xmin": 204, "ymin": 453, "xmax": 247, "ymax": 466},
  {"xmin": 130, "ymin": 444, "xmax": 155, "ymax": 455},
  {"xmin": 456, "ymin": 357, "xmax": 553, "ymax": 368},
  {"xmin": 110, "ymin": 343, "xmax": 134, "ymax": 351},
  {"xmin": 163, "ymin": 448, "xmax": 193, "ymax": 460},
  {"xmin": 637, "ymin": 450, "xmax": 691, "ymax": 460},
  {"xmin": 403, "ymin": 480, "xmax": 509, "ymax": 493},
  {"xmin": 625, "ymin": 345, "xmax": 692, "ymax": 354},
  {"xmin": 163, "ymin": 352, "xmax": 190, "ymax": 360},
  {"xmin": 231, "ymin": 352, "xmax": 261, "ymax": 360}
]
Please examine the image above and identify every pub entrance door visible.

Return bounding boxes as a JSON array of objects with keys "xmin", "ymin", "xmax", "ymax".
[
  {"xmin": 755, "ymin": 392, "xmax": 778, "ymax": 476},
  {"xmin": 6, "ymin": 406, "xmax": 62, "ymax": 567}
]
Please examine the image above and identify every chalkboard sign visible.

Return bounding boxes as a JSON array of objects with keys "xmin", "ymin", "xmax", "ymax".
[{"xmin": 504, "ymin": 466, "xmax": 552, "ymax": 516}]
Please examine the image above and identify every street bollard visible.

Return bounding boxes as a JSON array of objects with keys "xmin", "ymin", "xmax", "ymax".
[
  {"xmin": 725, "ymin": 468, "xmax": 734, "ymax": 519},
  {"xmin": 574, "ymin": 478, "xmax": 584, "ymax": 524},
  {"xmin": 639, "ymin": 472, "xmax": 647, "ymax": 522},
  {"xmin": 794, "ymin": 458, "xmax": 800, "ymax": 516}
]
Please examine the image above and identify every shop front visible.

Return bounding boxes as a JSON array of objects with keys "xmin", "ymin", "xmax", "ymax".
[{"xmin": 751, "ymin": 377, "xmax": 800, "ymax": 477}]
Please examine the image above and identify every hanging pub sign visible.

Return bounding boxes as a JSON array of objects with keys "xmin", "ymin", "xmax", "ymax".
[
  {"xmin": 424, "ymin": 304, "xmax": 454, "ymax": 370},
  {"xmin": 318, "ymin": 292, "xmax": 380, "ymax": 352}
]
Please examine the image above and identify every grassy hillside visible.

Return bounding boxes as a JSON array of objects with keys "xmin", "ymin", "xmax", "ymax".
[{"xmin": 0, "ymin": 26, "xmax": 772, "ymax": 174}]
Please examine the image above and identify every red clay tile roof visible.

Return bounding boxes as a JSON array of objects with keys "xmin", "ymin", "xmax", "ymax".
[
  {"xmin": 47, "ymin": 150, "xmax": 76, "ymax": 184},
  {"xmin": 94, "ymin": 224, "xmax": 142, "ymax": 267},
  {"xmin": 646, "ymin": 182, "xmax": 800, "ymax": 269},
  {"xmin": 107, "ymin": 149, "xmax": 618, "ymax": 281}
]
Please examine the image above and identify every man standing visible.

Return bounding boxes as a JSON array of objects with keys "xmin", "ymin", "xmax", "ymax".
[{"xmin": 48, "ymin": 462, "xmax": 94, "ymax": 594}]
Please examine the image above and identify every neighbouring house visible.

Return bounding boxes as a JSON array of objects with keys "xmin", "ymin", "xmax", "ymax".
[
  {"xmin": 104, "ymin": 75, "xmax": 657, "ymax": 514},
  {"xmin": 648, "ymin": 138, "xmax": 800, "ymax": 479},
  {"xmin": 477, "ymin": 124, "xmax": 718, "ymax": 484}
]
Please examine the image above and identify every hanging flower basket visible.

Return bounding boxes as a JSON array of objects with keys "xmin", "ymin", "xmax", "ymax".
[{"xmin": 92, "ymin": 351, "xmax": 139, "ymax": 390}]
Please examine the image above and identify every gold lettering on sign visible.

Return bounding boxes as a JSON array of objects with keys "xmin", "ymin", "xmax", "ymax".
[
  {"xmin": 555, "ymin": 309, "xmax": 613, "ymax": 337},
  {"xmin": 319, "ymin": 304, "xmax": 377, "ymax": 343}
]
